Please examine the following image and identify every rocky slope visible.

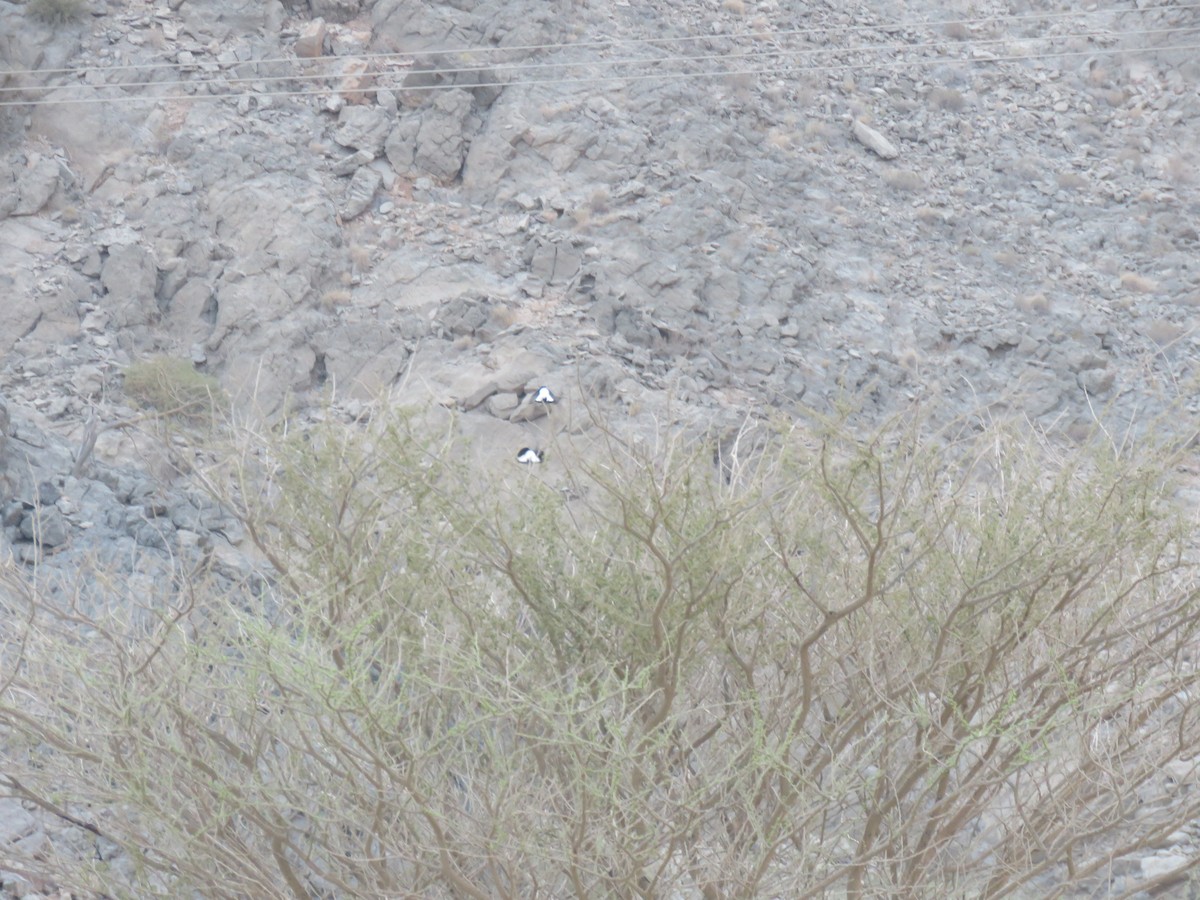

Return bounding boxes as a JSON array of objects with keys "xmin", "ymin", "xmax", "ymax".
[{"xmin": 0, "ymin": 0, "xmax": 1199, "ymax": 894}]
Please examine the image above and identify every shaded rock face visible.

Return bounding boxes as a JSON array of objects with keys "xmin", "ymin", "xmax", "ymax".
[
  {"xmin": 0, "ymin": 219, "xmax": 82, "ymax": 357},
  {"xmin": 0, "ymin": 394, "xmax": 8, "ymax": 501},
  {"xmin": 18, "ymin": 505, "xmax": 68, "ymax": 548},
  {"xmin": 340, "ymin": 164, "xmax": 383, "ymax": 219},
  {"xmin": 200, "ymin": 175, "xmax": 342, "ymax": 403},
  {"xmin": 180, "ymin": 0, "xmax": 287, "ymax": 38},
  {"xmin": 312, "ymin": 321, "xmax": 410, "ymax": 398},
  {"xmin": 386, "ymin": 88, "xmax": 475, "ymax": 181},
  {"xmin": 0, "ymin": 242, "xmax": 52, "ymax": 356},
  {"xmin": 28, "ymin": 86, "xmax": 139, "ymax": 189},
  {"xmin": 310, "ymin": 0, "xmax": 361, "ymax": 23},
  {"xmin": 0, "ymin": 152, "xmax": 60, "ymax": 218},
  {"xmin": 0, "ymin": 3, "xmax": 83, "ymax": 74},
  {"xmin": 100, "ymin": 244, "xmax": 159, "ymax": 329},
  {"xmin": 334, "ymin": 105, "xmax": 392, "ymax": 157}
]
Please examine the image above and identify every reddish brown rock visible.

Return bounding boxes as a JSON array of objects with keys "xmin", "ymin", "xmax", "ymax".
[{"xmin": 294, "ymin": 19, "xmax": 328, "ymax": 59}]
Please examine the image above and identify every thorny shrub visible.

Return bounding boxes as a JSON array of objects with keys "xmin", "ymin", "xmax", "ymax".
[{"xmin": 1, "ymin": 406, "xmax": 1199, "ymax": 897}]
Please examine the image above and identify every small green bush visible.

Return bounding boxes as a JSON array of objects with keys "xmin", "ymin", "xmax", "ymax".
[
  {"xmin": 28, "ymin": 0, "xmax": 86, "ymax": 25},
  {"xmin": 123, "ymin": 356, "xmax": 228, "ymax": 424}
]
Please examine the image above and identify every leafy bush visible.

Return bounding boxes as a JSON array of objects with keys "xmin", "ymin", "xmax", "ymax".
[
  {"xmin": 123, "ymin": 356, "xmax": 228, "ymax": 424},
  {"xmin": 2, "ymin": 407, "xmax": 1199, "ymax": 896},
  {"xmin": 27, "ymin": 0, "xmax": 86, "ymax": 25}
]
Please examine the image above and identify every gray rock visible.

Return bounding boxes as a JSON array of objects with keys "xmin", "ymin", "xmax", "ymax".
[
  {"xmin": 163, "ymin": 279, "xmax": 216, "ymax": 346},
  {"xmin": 129, "ymin": 518, "xmax": 173, "ymax": 551},
  {"xmin": 29, "ymin": 86, "xmax": 137, "ymax": 189},
  {"xmin": 461, "ymin": 381, "xmax": 499, "ymax": 411},
  {"xmin": 613, "ymin": 306, "xmax": 656, "ymax": 347},
  {"xmin": 332, "ymin": 149, "xmax": 375, "ymax": 176},
  {"xmin": 496, "ymin": 369, "xmax": 539, "ymax": 394},
  {"xmin": 0, "ymin": 799, "xmax": 35, "ymax": 844},
  {"xmin": 0, "ymin": 154, "xmax": 60, "ymax": 218},
  {"xmin": 401, "ymin": 57, "xmax": 505, "ymax": 109},
  {"xmin": 311, "ymin": 0, "xmax": 361, "ymax": 23},
  {"xmin": 294, "ymin": 19, "xmax": 328, "ymax": 58},
  {"xmin": 167, "ymin": 496, "xmax": 204, "ymax": 531},
  {"xmin": 312, "ymin": 323, "xmax": 408, "ymax": 398},
  {"xmin": 1079, "ymin": 368, "xmax": 1116, "ymax": 395},
  {"xmin": 509, "ymin": 399, "xmax": 549, "ymax": 423},
  {"xmin": 372, "ymin": 0, "xmax": 475, "ymax": 53},
  {"xmin": 383, "ymin": 117, "xmax": 420, "ymax": 175},
  {"xmin": 386, "ymin": 89, "xmax": 473, "ymax": 181},
  {"xmin": 0, "ymin": 229, "xmax": 55, "ymax": 356},
  {"xmin": 1141, "ymin": 854, "xmax": 1190, "ymax": 880},
  {"xmin": 100, "ymin": 243, "xmax": 159, "ymax": 328},
  {"xmin": 192, "ymin": 174, "xmax": 340, "ymax": 412},
  {"xmin": 851, "ymin": 119, "xmax": 899, "ymax": 159},
  {"xmin": 179, "ymin": 0, "xmax": 285, "ymax": 38},
  {"xmin": 36, "ymin": 481, "xmax": 61, "ymax": 505},
  {"xmin": 333, "ymin": 106, "xmax": 391, "ymax": 157},
  {"xmin": 19, "ymin": 507, "xmax": 69, "ymax": 548},
  {"xmin": 701, "ymin": 269, "xmax": 741, "ymax": 316},
  {"xmin": 1161, "ymin": 758, "xmax": 1200, "ymax": 785},
  {"xmin": 486, "ymin": 392, "xmax": 520, "ymax": 418},
  {"xmin": 340, "ymin": 165, "xmax": 382, "ymax": 220},
  {"xmin": 437, "ymin": 293, "xmax": 489, "ymax": 337},
  {"xmin": 529, "ymin": 240, "xmax": 582, "ymax": 284},
  {"xmin": 72, "ymin": 364, "xmax": 105, "ymax": 399}
]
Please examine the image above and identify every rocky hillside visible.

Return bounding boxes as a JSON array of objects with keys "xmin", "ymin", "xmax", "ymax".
[
  {"xmin": 2, "ymin": 0, "xmax": 1198, "ymax": 430},
  {"xmin": 0, "ymin": 0, "xmax": 1199, "ymax": 894}
]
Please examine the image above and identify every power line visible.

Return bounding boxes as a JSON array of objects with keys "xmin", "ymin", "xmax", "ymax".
[
  {"xmin": 2, "ymin": 40, "xmax": 1195, "ymax": 109},
  {"xmin": 1, "ymin": 1, "xmax": 1194, "ymax": 80},
  {"xmin": 1, "ymin": 22, "xmax": 1190, "ymax": 99}
]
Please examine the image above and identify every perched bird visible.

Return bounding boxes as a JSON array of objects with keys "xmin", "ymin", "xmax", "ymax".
[
  {"xmin": 532, "ymin": 386, "xmax": 557, "ymax": 404},
  {"xmin": 516, "ymin": 447, "xmax": 545, "ymax": 464}
]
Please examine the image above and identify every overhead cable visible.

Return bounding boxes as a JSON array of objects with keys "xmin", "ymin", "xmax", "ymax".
[
  {"xmin": 0, "ymin": 22, "xmax": 1190, "ymax": 99},
  {"xmin": 1, "ymin": 0, "xmax": 1194, "ymax": 80},
  {"xmin": 2, "ymin": 40, "xmax": 1194, "ymax": 108}
]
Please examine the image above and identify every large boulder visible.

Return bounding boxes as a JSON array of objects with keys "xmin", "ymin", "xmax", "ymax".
[
  {"xmin": 0, "ymin": 394, "xmax": 9, "ymax": 489},
  {"xmin": 29, "ymin": 87, "xmax": 138, "ymax": 189},
  {"xmin": 178, "ymin": 0, "xmax": 286, "ymax": 40},
  {"xmin": 310, "ymin": 0, "xmax": 361, "ymax": 24},
  {"xmin": 0, "ymin": 243, "xmax": 43, "ymax": 357},
  {"xmin": 0, "ymin": 219, "xmax": 79, "ymax": 357},
  {"xmin": 100, "ymin": 244, "xmax": 159, "ymax": 328},
  {"xmin": 313, "ymin": 322, "xmax": 409, "ymax": 399},
  {"xmin": 199, "ymin": 175, "xmax": 342, "ymax": 411},
  {"xmin": 385, "ymin": 89, "xmax": 474, "ymax": 181},
  {"xmin": 340, "ymin": 165, "xmax": 382, "ymax": 219},
  {"xmin": 371, "ymin": 0, "xmax": 478, "ymax": 52},
  {"xmin": 333, "ymin": 106, "xmax": 392, "ymax": 158},
  {"xmin": 0, "ymin": 153, "xmax": 60, "ymax": 218},
  {"xmin": 162, "ymin": 279, "xmax": 217, "ymax": 348},
  {"xmin": 0, "ymin": 3, "xmax": 83, "ymax": 74}
]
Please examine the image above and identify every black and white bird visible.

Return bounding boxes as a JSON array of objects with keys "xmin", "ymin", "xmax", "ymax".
[
  {"xmin": 516, "ymin": 447, "xmax": 545, "ymax": 465},
  {"xmin": 531, "ymin": 386, "xmax": 557, "ymax": 404}
]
